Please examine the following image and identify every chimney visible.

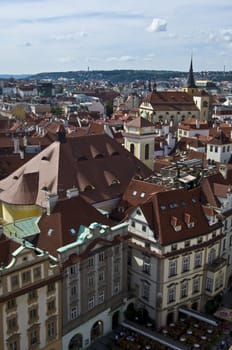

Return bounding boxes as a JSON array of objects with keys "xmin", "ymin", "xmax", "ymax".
[{"xmin": 45, "ymin": 193, "xmax": 59, "ymax": 215}]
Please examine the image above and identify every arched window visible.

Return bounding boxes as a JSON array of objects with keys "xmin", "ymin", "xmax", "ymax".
[
  {"xmin": 130, "ymin": 143, "xmax": 135, "ymax": 155},
  {"xmin": 145, "ymin": 144, "xmax": 149, "ymax": 160}
]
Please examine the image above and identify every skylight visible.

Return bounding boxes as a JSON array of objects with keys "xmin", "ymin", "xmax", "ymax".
[
  {"xmin": 132, "ymin": 191, "xmax": 137, "ymax": 196},
  {"xmin": 140, "ymin": 192, "xmax": 145, "ymax": 198},
  {"xmin": 69, "ymin": 228, "xmax": 76, "ymax": 235}
]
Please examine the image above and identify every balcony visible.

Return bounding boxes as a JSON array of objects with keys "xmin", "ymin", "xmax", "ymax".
[{"xmin": 206, "ymin": 257, "xmax": 227, "ymax": 272}]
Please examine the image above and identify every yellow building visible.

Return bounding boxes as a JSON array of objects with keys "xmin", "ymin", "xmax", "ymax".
[{"xmin": 123, "ymin": 117, "xmax": 155, "ymax": 171}]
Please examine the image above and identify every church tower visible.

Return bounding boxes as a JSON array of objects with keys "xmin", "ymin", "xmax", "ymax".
[
  {"xmin": 183, "ymin": 58, "xmax": 199, "ymax": 96},
  {"xmin": 123, "ymin": 117, "xmax": 155, "ymax": 170}
]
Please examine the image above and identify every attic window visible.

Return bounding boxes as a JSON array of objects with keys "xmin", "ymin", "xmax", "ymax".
[
  {"xmin": 69, "ymin": 228, "xmax": 76, "ymax": 235},
  {"xmin": 110, "ymin": 179, "xmax": 120, "ymax": 186},
  {"xmin": 95, "ymin": 153, "xmax": 104, "ymax": 159},
  {"xmin": 41, "ymin": 156, "xmax": 49, "ymax": 161},
  {"xmin": 136, "ymin": 209, "xmax": 141, "ymax": 215},
  {"xmin": 78, "ymin": 156, "xmax": 88, "ymax": 161},
  {"xmin": 192, "ymin": 198, "xmax": 197, "ymax": 204},
  {"xmin": 169, "ymin": 202, "xmax": 178, "ymax": 209},
  {"xmin": 181, "ymin": 201, "xmax": 186, "ymax": 207},
  {"xmin": 132, "ymin": 191, "xmax": 137, "ymax": 196},
  {"xmin": 111, "ymin": 151, "xmax": 120, "ymax": 156},
  {"xmin": 140, "ymin": 192, "xmax": 145, "ymax": 198},
  {"xmin": 160, "ymin": 205, "xmax": 166, "ymax": 210},
  {"xmin": 84, "ymin": 185, "xmax": 95, "ymax": 192},
  {"xmin": 13, "ymin": 175, "xmax": 19, "ymax": 180}
]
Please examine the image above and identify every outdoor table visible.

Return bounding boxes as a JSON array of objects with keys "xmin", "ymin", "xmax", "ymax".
[
  {"xmin": 194, "ymin": 344, "xmax": 200, "ymax": 348},
  {"xmin": 201, "ymin": 336, "xmax": 207, "ymax": 340},
  {"xmin": 169, "ymin": 323, "xmax": 175, "ymax": 327},
  {"xmin": 162, "ymin": 329, "xmax": 168, "ymax": 334},
  {"xmin": 187, "ymin": 330, "xmax": 193, "ymax": 335},
  {"xmin": 147, "ymin": 323, "xmax": 152, "ymax": 328},
  {"xmin": 194, "ymin": 323, "xmax": 199, "ymax": 328},
  {"xmin": 207, "ymin": 329, "xmax": 213, "ymax": 334},
  {"xmin": 145, "ymin": 345, "xmax": 151, "ymax": 350}
]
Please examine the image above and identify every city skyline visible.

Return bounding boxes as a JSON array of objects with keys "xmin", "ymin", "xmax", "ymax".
[{"xmin": 1, "ymin": 0, "xmax": 232, "ymax": 74}]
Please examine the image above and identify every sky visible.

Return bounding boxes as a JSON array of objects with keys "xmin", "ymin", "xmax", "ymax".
[{"xmin": 1, "ymin": 0, "xmax": 232, "ymax": 74}]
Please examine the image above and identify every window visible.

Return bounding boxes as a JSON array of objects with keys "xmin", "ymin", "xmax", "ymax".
[
  {"xmin": 47, "ymin": 283, "xmax": 55, "ymax": 293},
  {"xmin": 69, "ymin": 264, "xmax": 77, "ymax": 276},
  {"xmin": 222, "ymin": 239, "xmax": 226, "ymax": 251},
  {"xmin": 29, "ymin": 307, "xmax": 38, "ymax": 322},
  {"xmin": 210, "ymin": 145, "xmax": 213, "ymax": 152},
  {"xmin": 47, "ymin": 299, "xmax": 56, "ymax": 313},
  {"xmin": 182, "ymin": 256, "xmax": 190, "ymax": 273},
  {"xmin": 33, "ymin": 267, "xmax": 41, "ymax": 280},
  {"xmin": 88, "ymin": 296, "xmax": 95, "ymax": 310},
  {"xmin": 197, "ymin": 237, "xmax": 203, "ymax": 244},
  {"xmin": 47, "ymin": 320, "xmax": 55, "ymax": 338},
  {"xmin": 169, "ymin": 260, "xmax": 177, "ymax": 277},
  {"xmin": 180, "ymin": 281, "xmax": 188, "ymax": 298},
  {"xmin": 113, "ymin": 281, "xmax": 120, "ymax": 295},
  {"xmin": 215, "ymin": 146, "xmax": 218, "ymax": 153},
  {"xmin": 227, "ymin": 145, "xmax": 230, "ymax": 152},
  {"xmin": 30, "ymin": 329, "xmax": 39, "ymax": 346},
  {"xmin": 143, "ymin": 256, "xmax": 151, "ymax": 275},
  {"xmin": 88, "ymin": 257, "xmax": 94, "ymax": 268},
  {"xmin": 142, "ymin": 282, "xmax": 150, "ymax": 301},
  {"xmin": 132, "ymin": 190, "xmax": 137, "ymax": 196},
  {"xmin": 205, "ymin": 277, "xmax": 213, "ymax": 292},
  {"xmin": 171, "ymin": 244, "xmax": 177, "ymax": 251},
  {"xmin": 215, "ymin": 273, "xmax": 224, "ymax": 290},
  {"xmin": 7, "ymin": 299, "xmax": 16, "ymax": 310},
  {"xmin": 98, "ymin": 252, "xmax": 105, "ymax": 263},
  {"xmin": 194, "ymin": 252, "xmax": 202, "ymax": 268},
  {"xmin": 193, "ymin": 277, "xmax": 200, "ymax": 293},
  {"xmin": 167, "ymin": 285, "xmax": 176, "ymax": 303},
  {"xmin": 71, "ymin": 285, "xmax": 77, "ymax": 297},
  {"xmin": 223, "ymin": 146, "xmax": 226, "ymax": 152},
  {"xmin": 8, "ymin": 317, "xmax": 17, "ymax": 331},
  {"xmin": 230, "ymin": 235, "xmax": 232, "ymax": 247},
  {"xmin": 130, "ymin": 143, "xmax": 135, "ymax": 155},
  {"xmin": 131, "ymin": 221, "xmax": 135, "ymax": 228},
  {"xmin": 145, "ymin": 144, "xmax": 149, "ymax": 160},
  {"xmin": 208, "ymin": 248, "xmax": 216, "ymax": 264},
  {"xmin": 98, "ymin": 290, "xmax": 104, "ymax": 304},
  {"xmin": 28, "ymin": 290, "xmax": 37, "ymax": 301},
  {"xmin": 99, "ymin": 270, "xmax": 105, "ymax": 282},
  {"xmin": 88, "ymin": 275, "xmax": 95, "ymax": 288},
  {"xmin": 9, "ymin": 339, "xmax": 18, "ymax": 350},
  {"xmin": 71, "ymin": 306, "xmax": 78, "ymax": 320},
  {"xmin": 114, "ymin": 262, "xmax": 119, "ymax": 274},
  {"xmin": 11, "ymin": 275, "xmax": 19, "ymax": 289},
  {"xmin": 142, "ymin": 225, "xmax": 146, "ymax": 232},
  {"xmin": 185, "ymin": 240, "xmax": 190, "ymax": 248},
  {"xmin": 22, "ymin": 270, "xmax": 31, "ymax": 284},
  {"xmin": 128, "ymin": 248, "xmax": 132, "ymax": 265},
  {"xmin": 114, "ymin": 246, "xmax": 120, "ymax": 256}
]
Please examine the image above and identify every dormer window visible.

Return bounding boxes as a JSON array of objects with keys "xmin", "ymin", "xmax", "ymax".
[
  {"xmin": 171, "ymin": 216, "xmax": 182, "ymax": 232},
  {"xmin": 184, "ymin": 213, "xmax": 195, "ymax": 228}
]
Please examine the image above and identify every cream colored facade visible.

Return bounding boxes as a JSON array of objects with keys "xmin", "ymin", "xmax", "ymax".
[
  {"xmin": 58, "ymin": 222, "xmax": 130, "ymax": 350},
  {"xmin": 0, "ymin": 242, "xmax": 62, "ymax": 350},
  {"xmin": 123, "ymin": 121, "xmax": 155, "ymax": 170},
  {"xmin": 127, "ymin": 205, "xmax": 226, "ymax": 329}
]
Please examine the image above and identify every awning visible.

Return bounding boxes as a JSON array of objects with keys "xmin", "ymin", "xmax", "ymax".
[
  {"xmin": 214, "ymin": 307, "xmax": 232, "ymax": 322},
  {"xmin": 121, "ymin": 320, "xmax": 191, "ymax": 350},
  {"xmin": 179, "ymin": 307, "xmax": 219, "ymax": 326}
]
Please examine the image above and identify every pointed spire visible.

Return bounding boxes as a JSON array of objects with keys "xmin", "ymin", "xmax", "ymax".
[{"xmin": 186, "ymin": 57, "xmax": 196, "ymax": 88}]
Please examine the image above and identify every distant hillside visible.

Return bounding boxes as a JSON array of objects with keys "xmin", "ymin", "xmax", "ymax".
[
  {"xmin": 1, "ymin": 70, "xmax": 231, "ymax": 83},
  {"xmin": 0, "ymin": 74, "xmax": 30, "ymax": 79}
]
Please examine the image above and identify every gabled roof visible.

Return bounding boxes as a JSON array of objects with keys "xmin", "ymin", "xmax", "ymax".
[
  {"xmin": 35, "ymin": 196, "xmax": 114, "ymax": 257},
  {"xmin": 126, "ymin": 117, "xmax": 154, "ymax": 128},
  {"xmin": 139, "ymin": 187, "xmax": 218, "ymax": 245},
  {"xmin": 201, "ymin": 172, "xmax": 230, "ymax": 208},
  {"xmin": 0, "ymin": 134, "xmax": 152, "ymax": 207}
]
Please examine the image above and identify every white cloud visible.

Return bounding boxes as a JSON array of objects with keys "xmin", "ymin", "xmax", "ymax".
[
  {"xmin": 221, "ymin": 29, "xmax": 232, "ymax": 43},
  {"xmin": 146, "ymin": 18, "xmax": 167, "ymax": 33},
  {"xmin": 51, "ymin": 31, "xmax": 87, "ymax": 41}
]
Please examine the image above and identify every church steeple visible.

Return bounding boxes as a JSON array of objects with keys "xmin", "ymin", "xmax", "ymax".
[
  {"xmin": 186, "ymin": 58, "xmax": 196, "ymax": 88},
  {"xmin": 183, "ymin": 57, "xmax": 198, "ymax": 96}
]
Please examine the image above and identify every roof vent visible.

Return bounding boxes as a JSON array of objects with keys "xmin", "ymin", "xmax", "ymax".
[
  {"xmin": 66, "ymin": 187, "xmax": 79, "ymax": 198},
  {"xmin": 48, "ymin": 228, "xmax": 54, "ymax": 236}
]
